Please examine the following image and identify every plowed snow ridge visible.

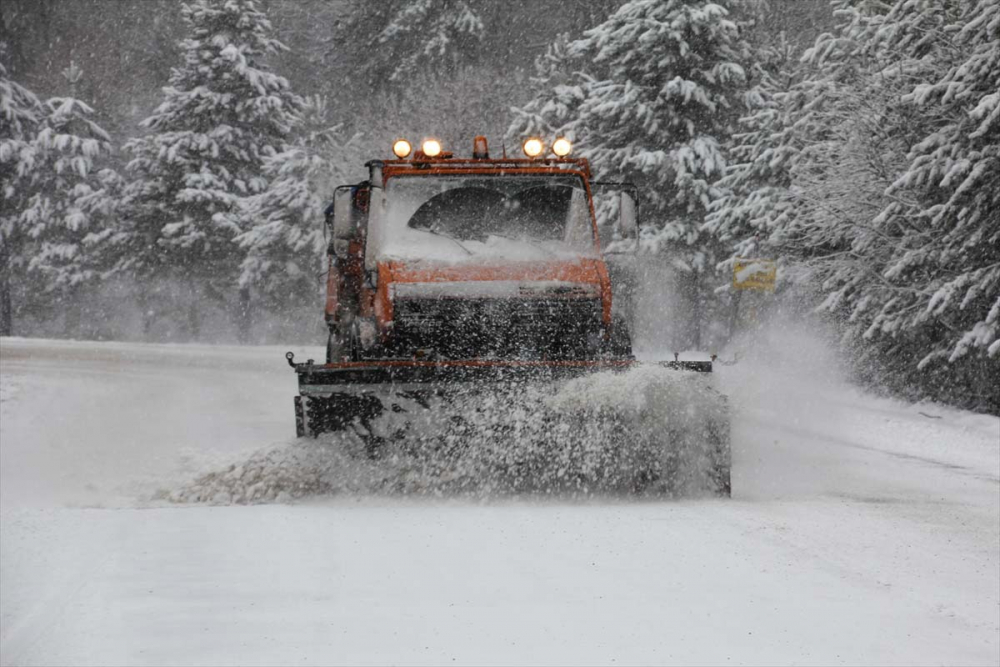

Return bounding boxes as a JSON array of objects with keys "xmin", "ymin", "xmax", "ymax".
[{"xmin": 167, "ymin": 366, "xmax": 729, "ymax": 502}]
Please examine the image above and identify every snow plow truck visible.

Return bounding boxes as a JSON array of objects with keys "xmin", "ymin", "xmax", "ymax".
[{"xmin": 286, "ymin": 136, "xmax": 731, "ymax": 496}]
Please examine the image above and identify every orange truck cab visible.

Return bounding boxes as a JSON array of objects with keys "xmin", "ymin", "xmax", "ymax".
[
  {"xmin": 321, "ymin": 136, "xmax": 639, "ymax": 365},
  {"xmin": 286, "ymin": 136, "xmax": 647, "ymax": 438}
]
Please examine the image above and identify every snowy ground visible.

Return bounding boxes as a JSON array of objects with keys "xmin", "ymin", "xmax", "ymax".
[{"xmin": 1, "ymin": 333, "xmax": 998, "ymax": 666}]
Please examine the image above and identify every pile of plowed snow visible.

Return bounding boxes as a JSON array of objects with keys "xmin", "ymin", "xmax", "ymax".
[{"xmin": 164, "ymin": 366, "xmax": 729, "ymax": 503}]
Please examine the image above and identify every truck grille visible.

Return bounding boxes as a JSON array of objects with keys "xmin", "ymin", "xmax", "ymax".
[{"xmin": 391, "ymin": 297, "xmax": 604, "ymax": 360}]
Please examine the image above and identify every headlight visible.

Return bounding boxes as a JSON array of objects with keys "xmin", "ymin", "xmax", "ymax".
[
  {"xmin": 421, "ymin": 139, "xmax": 442, "ymax": 157},
  {"xmin": 392, "ymin": 139, "xmax": 412, "ymax": 158},
  {"xmin": 522, "ymin": 137, "xmax": 544, "ymax": 158},
  {"xmin": 552, "ymin": 137, "xmax": 572, "ymax": 157}
]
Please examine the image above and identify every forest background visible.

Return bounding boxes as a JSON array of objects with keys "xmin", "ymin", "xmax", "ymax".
[{"xmin": 1, "ymin": 0, "xmax": 996, "ymax": 413}]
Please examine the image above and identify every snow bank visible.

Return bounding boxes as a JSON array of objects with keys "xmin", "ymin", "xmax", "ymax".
[
  {"xmin": 0, "ymin": 377, "xmax": 19, "ymax": 404},
  {"xmin": 166, "ymin": 366, "xmax": 730, "ymax": 504}
]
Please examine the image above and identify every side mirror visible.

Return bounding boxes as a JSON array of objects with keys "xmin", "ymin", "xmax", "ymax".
[
  {"xmin": 369, "ymin": 162, "xmax": 384, "ymax": 189},
  {"xmin": 618, "ymin": 191, "xmax": 638, "ymax": 240},
  {"xmin": 592, "ymin": 181, "xmax": 639, "ymax": 253},
  {"xmin": 331, "ymin": 186, "xmax": 355, "ymax": 243}
]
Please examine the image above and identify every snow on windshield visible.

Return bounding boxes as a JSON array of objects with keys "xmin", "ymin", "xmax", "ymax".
[{"xmin": 369, "ymin": 174, "xmax": 597, "ymax": 265}]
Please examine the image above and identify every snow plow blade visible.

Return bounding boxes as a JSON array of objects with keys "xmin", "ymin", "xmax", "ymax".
[{"xmin": 286, "ymin": 354, "xmax": 730, "ymax": 497}]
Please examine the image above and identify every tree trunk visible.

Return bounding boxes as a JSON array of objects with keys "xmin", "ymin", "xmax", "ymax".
[
  {"xmin": 136, "ymin": 284, "xmax": 155, "ymax": 340},
  {"xmin": 187, "ymin": 300, "xmax": 201, "ymax": 340},
  {"xmin": 0, "ymin": 280, "xmax": 12, "ymax": 337},
  {"xmin": 0, "ymin": 245, "xmax": 13, "ymax": 337},
  {"xmin": 728, "ymin": 289, "xmax": 742, "ymax": 342},
  {"xmin": 236, "ymin": 285, "xmax": 252, "ymax": 344},
  {"xmin": 63, "ymin": 285, "xmax": 82, "ymax": 338},
  {"xmin": 690, "ymin": 271, "xmax": 704, "ymax": 351}
]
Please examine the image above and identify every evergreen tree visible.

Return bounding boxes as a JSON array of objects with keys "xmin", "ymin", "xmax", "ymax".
[
  {"xmin": 708, "ymin": 1, "xmax": 902, "ymax": 309},
  {"xmin": 0, "ymin": 58, "xmax": 44, "ymax": 335},
  {"xmin": 349, "ymin": 0, "xmax": 485, "ymax": 88},
  {"xmin": 115, "ymin": 0, "xmax": 305, "ymax": 338},
  {"xmin": 709, "ymin": 0, "xmax": 999, "ymax": 410},
  {"xmin": 876, "ymin": 0, "xmax": 1000, "ymax": 367},
  {"xmin": 31, "ymin": 63, "xmax": 120, "ymax": 295},
  {"xmin": 510, "ymin": 33, "xmax": 586, "ymax": 141},
  {"xmin": 510, "ymin": 0, "xmax": 762, "ymax": 347},
  {"xmin": 705, "ymin": 36, "xmax": 798, "ymax": 266},
  {"xmin": 0, "ymin": 59, "xmax": 115, "ymax": 336},
  {"xmin": 238, "ymin": 96, "xmax": 364, "ymax": 315}
]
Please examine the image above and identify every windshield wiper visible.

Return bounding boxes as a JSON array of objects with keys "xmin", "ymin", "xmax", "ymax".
[{"xmin": 424, "ymin": 226, "xmax": 473, "ymax": 255}]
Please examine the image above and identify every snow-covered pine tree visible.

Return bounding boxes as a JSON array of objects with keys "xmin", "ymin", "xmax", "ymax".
[
  {"xmin": 510, "ymin": 0, "xmax": 762, "ymax": 348},
  {"xmin": 709, "ymin": 0, "xmax": 896, "ymax": 254},
  {"xmin": 238, "ymin": 96, "xmax": 364, "ymax": 323},
  {"xmin": 705, "ymin": 36, "xmax": 799, "ymax": 269},
  {"xmin": 509, "ymin": 33, "xmax": 586, "ymax": 144},
  {"xmin": 706, "ymin": 1, "xmax": 905, "ymax": 335},
  {"xmin": 116, "ymin": 0, "xmax": 305, "ymax": 339},
  {"xmin": 352, "ymin": 0, "xmax": 485, "ymax": 87},
  {"xmin": 31, "ymin": 63, "xmax": 120, "ymax": 300},
  {"xmin": 0, "ymin": 59, "xmax": 116, "ymax": 336},
  {"xmin": 0, "ymin": 58, "xmax": 45, "ymax": 335},
  {"xmin": 710, "ymin": 0, "xmax": 998, "ymax": 410},
  {"xmin": 875, "ymin": 0, "xmax": 1000, "ymax": 369}
]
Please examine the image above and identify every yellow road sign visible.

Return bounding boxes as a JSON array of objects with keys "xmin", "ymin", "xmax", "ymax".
[{"xmin": 733, "ymin": 258, "xmax": 776, "ymax": 291}]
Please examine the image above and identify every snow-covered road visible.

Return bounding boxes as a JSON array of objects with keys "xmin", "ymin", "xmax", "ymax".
[{"xmin": 1, "ymin": 335, "xmax": 998, "ymax": 666}]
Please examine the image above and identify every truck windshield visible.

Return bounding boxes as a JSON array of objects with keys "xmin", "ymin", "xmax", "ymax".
[{"xmin": 372, "ymin": 174, "xmax": 596, "ymax": 264}]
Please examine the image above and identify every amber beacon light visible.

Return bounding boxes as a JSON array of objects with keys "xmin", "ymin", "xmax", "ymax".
[{"xmin": 472, "ymin": 135, "xmax": 489, "ymax": 159}]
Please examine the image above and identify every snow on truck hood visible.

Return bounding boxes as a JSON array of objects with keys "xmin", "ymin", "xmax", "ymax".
[{"xmin": 376, "ymin": 230, "xmax": 596, "ymax": 265}]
